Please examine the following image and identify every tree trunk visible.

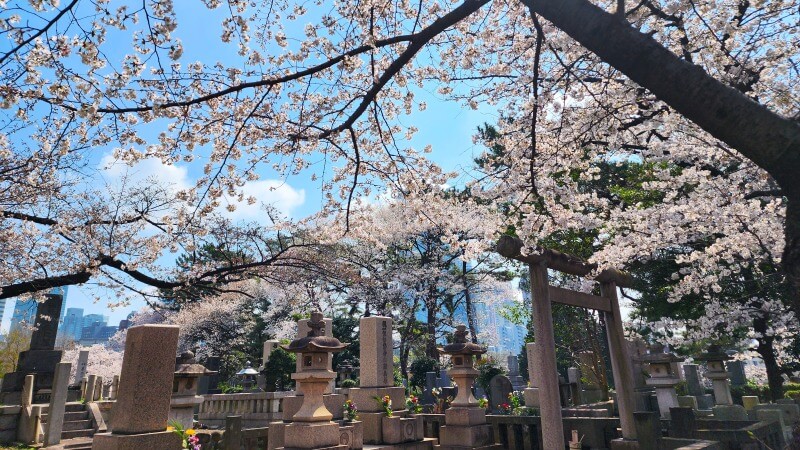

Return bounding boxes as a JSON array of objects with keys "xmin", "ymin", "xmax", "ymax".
[
  {"xmin": 463, "ymin": 262, "xmax": 479, "ymax": 344},
  {"xmin": 522, "ymin": 0, "xmax": 800, "ymax": 300},
  {"xmin": 753, "ymin": 314, "xmax": 784, "ymax": 401},
  {"xmin": 426, "ymin": 303, "xmax": 438, "ymax": 359}
]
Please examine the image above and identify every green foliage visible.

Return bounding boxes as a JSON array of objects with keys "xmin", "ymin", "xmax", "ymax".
[
  {"xmin": 785, "ymin": 389, "xmax": 800, "ymax": 400},
  {"xmin": 262, "ymin": 347, "xmax": 296, "ymax": 392},
  {"xmin": 475, "ymin": 357, "xmax": 505, "ymax": 392},
  {"xmin": 332, "ymin": 314, "xmax": 360, "ymax": 370},
  {"xmin": 731, "ymin": 381, "xmax": 771, "ymax": 404},
  {"xmin": 218, "ymin": 382, "xmax": 243, "ymax": 394},
  {"xmin": 219, "ymin": 350, "xmax": 249, "ymax": 382},
  {"xmin": 409, "ymin": 356, "xmax": 439, "ymax": 390},
  {"xmin": 340, "ymin": 378, "xmax": 358, "ymax": 388},
  {"xmin": 675, "ymin": 381, "xmax": 688, "ymax": 396}
]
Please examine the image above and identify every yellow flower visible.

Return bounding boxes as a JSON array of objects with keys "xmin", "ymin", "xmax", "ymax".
[
  {"xmin": 166, "ymin": 426, "xmax": 175, "ymax": 432},
  {"xmin": 186, "ymin": 429, "xmax": 196, "ymax": 436}
]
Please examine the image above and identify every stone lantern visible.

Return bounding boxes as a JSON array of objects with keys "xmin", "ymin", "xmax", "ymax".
[
  {"xmin": 696, "ymin": 345, "xmax": 733, "ymax": 406},
  {"xmin": 641, "ymin": 343, "xmax": 684, "ymax": 419},
  {"xmin": 695, "ymin": 345, "xmax": 749, "ymax": 420},
  {"xmin": 280, "ymin": 311, "xmax": 349, "ymax": 450},
  {"xmin": 170, "ymin": 351, "xmax": 217, "ymax": 429},
  {"xmin": 436, "ymin": 325, "xmax": 500, "ymax": 450},
  {"xmin": 236, "ymin": 361, "xmax": 260, "ymax": 392}
]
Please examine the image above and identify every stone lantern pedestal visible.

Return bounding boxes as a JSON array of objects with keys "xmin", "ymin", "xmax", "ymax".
[
  {"xmin": 641, "ymin": 344, "xmax": 684, "ymax": 419},
  {"xmin": 279, "ymin": 312, "xmax": 351, "ymax": 450},
  {"xmin": 170, "ymin": 351, "xmax": 217, "ymax": 429},
  {"xmin": 697, "ymin": 346, "xmax": 747, "ymax": 421},
  {"xmin": 436, "ymin": 325, "xmax": 502, "ymax": 450}
]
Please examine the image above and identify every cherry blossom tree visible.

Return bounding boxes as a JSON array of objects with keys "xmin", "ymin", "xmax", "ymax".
[{"xmin": 1, "ymin": 0, "xmax": 798, "ymax": 309}]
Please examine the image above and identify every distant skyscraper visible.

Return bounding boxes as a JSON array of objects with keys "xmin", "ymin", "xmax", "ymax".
[
  {"xmin": 61, "ymin": 307, "xmax": 84, "ymax": 342},
  {"xmin": 82, "ymin": 314, "xmax": 108, "ymax": 329},
  {"xmin": 9, "ymin": 286, "xmax": 68, "ymax": 334}
]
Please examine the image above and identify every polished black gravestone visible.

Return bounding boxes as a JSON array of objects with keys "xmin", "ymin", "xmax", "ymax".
[{"xmin": 1, "ymin": 294, "xmax": 64, "ymax": 401}]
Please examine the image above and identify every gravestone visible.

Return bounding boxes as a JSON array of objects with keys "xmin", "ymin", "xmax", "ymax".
[
  {"xmin": 567, "ymin": 367, "xmax": 583, "ymax": 406},
  {"xmin": 726, "ymin": 361, "xmax": 747, "ymax": 387},
  {"xmin": 422, "ymin": 372, "xmax": 437, "ymax": 404},
  {"xmin": 488, "ymin": 375, "xmax": 513, "ymax": 413},
  {"xmin": 0, "ymin": 294, "xmax": 65, "ymax": 399},
  {"xmin": 683, "ymin": 364, "xmax": 714, "ymax": 410},
  {"xmin": 507, "ymin": 355, "xmax": 525, "ymax": 391},
  {"xmin": 577, "ymin": 350, "xmax": 605, "ymax": 403},
  {"xmin": 198, "ymin": 356, "xmax": 221, "ymax": 395},
  {"xmin": 75, "ymin": 350, "xmax": 89, "ymax": 385},
  {"xmin": 92, "ymin": 325, "xmax": 181, "ymax": 450},
  {"xmin": 359, "ymin": 316, "xmax": 393, "ymax": 388}
]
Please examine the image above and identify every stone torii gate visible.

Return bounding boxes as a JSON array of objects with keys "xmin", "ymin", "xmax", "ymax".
[{"xmin": 497, "ymin": 235, "xmax": 637, "ymax": 449}]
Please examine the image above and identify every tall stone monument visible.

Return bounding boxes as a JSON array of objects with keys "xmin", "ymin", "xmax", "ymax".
[
  {"xmin": 436, "ymin": 325, "xmax": 501, "ymax": 450},
  {"xmin": 1, "ymin": 294, "xmax": 65, "ymax": 403},
  {"xmin": 92, "ymin": 325, "xmax": 182, "ymax": 450},
  {"xmin": 682, "ymin": 364, "xmax": 714, "ymax": 410},
  {"xmin": 523, "ymin": 342, "xmax": 540, "ymax": 408},
  {"xmin": 279, "ymin": 312, "xmax": 349, "ymax": 450},
  {"xmin": 506, "ymin": 355, "xmax": 525, "ymax": 391},
  {"xmin": 346, "ymin": 316, "xmax": 408, "ymax": 444}
]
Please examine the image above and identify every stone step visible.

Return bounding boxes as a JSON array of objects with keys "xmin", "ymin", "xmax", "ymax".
[
  {"xmin": 65, "ymin": 402, "xmax": 86, "ymax": 412},
  {"xmin": 61, "ymin": 428, "xmax": 95, "ymax": 440},
  {"xmin": 63, "ymin": 419, "xmax": 93, "ymax": 431},
  {"xmin": 65, "ymin": 410, "xmax": 90, "ymax": 421},
  {"xmin": 59, "ymin": 437, "xmax": 94, "ymax": 449}
]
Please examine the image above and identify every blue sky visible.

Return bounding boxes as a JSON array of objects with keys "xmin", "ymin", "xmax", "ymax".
[{"xmin": 1, "ymin": 2, "xmax": 504, "ymax": 332}]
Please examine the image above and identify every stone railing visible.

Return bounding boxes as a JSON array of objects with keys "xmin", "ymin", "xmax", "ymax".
[{"xmin": 198, "ymin": 391, "xmax": 294, "ymax": 428}]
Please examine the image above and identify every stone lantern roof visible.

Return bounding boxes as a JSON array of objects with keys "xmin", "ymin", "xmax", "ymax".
[
  {"xmin": 438, "ymin": 325, "xmax": 487, "ymax": 356},
  {"xmin": 282, "ymin": 311, "xmax": 348, "ymax": 354},
  {"xmin": 695, "ymin": 344, "xmax": 733, "ymax": 363},
  {"xmin": 174, "ymin": 351, "xmax": 217, "ymax": 377},
  {"xmin": 638, "ymin": 343, "xmax": 684, "ymax": 364}
]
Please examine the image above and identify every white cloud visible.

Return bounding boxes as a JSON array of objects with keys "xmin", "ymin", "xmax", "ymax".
[
  {"xmin": 221, "ymin": 179, "xmax": 306, "ymax": 220},
  {"xmin": 98, "ymin": 154, "xmax": 190, "ymax": 192},
  {"xmin": 98, "ymin": 153, "xmax": 306, "ymax": 221}
]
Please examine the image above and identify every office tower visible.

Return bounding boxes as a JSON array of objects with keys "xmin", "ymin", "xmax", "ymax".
[{"xmin": 9, "ymin": 286, "xmax": 68, "ymax": 334}]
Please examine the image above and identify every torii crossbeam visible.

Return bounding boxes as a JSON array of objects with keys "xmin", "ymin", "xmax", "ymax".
[{"xmin": 496, "ymin": 235, "xmax": 637, "ymax": 449}]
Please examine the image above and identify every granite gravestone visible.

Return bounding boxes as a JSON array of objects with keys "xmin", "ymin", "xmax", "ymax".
[
  {"xmin": 489, "ymin": 374, "xmax": 513, "ymax": 413},
  {"xmin": 1, "ymin": 294, "xmax": 65, "ymax": 398},
  {"xmin": 726, "ymin": 361, "xmax": 747, "ymax": 387},
  {"xmin": 507, "ymin": 355, "xmax": 525, "ymax": 391},
  {"xmin": 683, "ymin": 364, "xmax": 714, "ymax": 410}
]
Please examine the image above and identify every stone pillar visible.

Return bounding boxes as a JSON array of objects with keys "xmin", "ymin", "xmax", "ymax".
[
  {"xmin": 110, "ymin": 375, "xmax": 120, "ymax": 401},
  {"xmin": 94, "ymin": 376, "xmax": 104, "ymax": 401},
  {"xmin": 359, "ymin": 317, "xmax": 393, "ymax": 388},
  {"xmin": 80, "ymin": 377, "xmax": 88, "ymax": 400},
  {"xmin": 726, "ymin": 361, "xmax": 746, "ymax": 387},
  {"xmin": 343, "ymin": 316, "xmax": 405, "ymax": 444},
  {"xmin": 601, "ymin": 281, "xmax": 637, "ymax": 441},
  {"xmin": 91, "ymin": 325, "xmax": 182, "ymax": 450},
  {"xmin": 86, "ymin": 375, "xmax": 98, "ymax": 402},
  {"xmin": 75, "ymin": 350, "xmax": 90, "ymax": 385},
  {"xmin": 262, "ymin": 340, "xmax": 280, "ymax": 368},
  {"xmin": 507, "ymin": 355, "xmax": 525, "ymax": 391},
  {"xmin": 567, "ymin": 367, "xmax": 583, "ymax": 406},
  {"xmin": 22, "ymin": 375, "xmax": 34, "ymax": 407},
  {"xmin": 44, "ymin": 362, "xmax": 71, "ymax": 446},
  {"xmin": 523, "ymin": 343, "xmax": 540, "ymax": 407},
  {"xmin": 529, "ymin": 262, "xmax": 564, "ymax": 450},
  {"xmin": 683, "ymin": 364, "xmax": 714, "ymax": 410}
]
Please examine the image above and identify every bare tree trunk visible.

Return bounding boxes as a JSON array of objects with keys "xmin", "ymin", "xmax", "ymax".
[
  {"xmin": 522, "ymin": 0, "xmax": 800, "ymax": 300},
  {"xmin": 753, "ymin": 314, "xmax": 785, "ymax": 401},
  {"xmin": 463, "ymin": 262, "xmax": 479, "ymax": 344},
  {"xmin": 426, "ymin": 302, "xmax": 438, "ymax": 359}
]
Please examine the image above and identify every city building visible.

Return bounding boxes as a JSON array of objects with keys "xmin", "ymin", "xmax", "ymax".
[
  {"xmin": 60, "ymin": 307, "xmax": 85, "ymax": 342},
  {"xmin": 9, "ymin": 286, "xmax": 68, "ymax": 335}
]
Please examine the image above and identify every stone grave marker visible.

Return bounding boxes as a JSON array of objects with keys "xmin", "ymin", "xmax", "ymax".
[
  {"xmin": 489, "ymin": 374, "xmax": 513, "ymax": 413},
  {"xmin": 0, "ymin": 294, "xmax": 65, "ymax": 399},
  {"xmin": 74, "ymin": 350, "xmax": 89, "ymax": 385},
  {"xmin": 507, "ymin": 355, "xmax": 525, "ymax": 391},
  {"xmin": 91, "ymin": 324, "xmax": 182, "ymax": 450},
  {"xmin": 726, "ymin": 361, "xmax": 747, "ymax": 387},
  {"xmin": 683, "ymin": 364, "xmax": 714, "ymax": 410}
]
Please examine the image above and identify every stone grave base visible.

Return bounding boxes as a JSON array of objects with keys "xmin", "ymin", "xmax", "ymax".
[
  {"xmin": 433, "ymin": 443, "xmax": 503, "ymax": 450},
  {"xmin": 284, "ymin": 421, "xmax": 342, "ymax": 449},
  {"xmin": 91, "ymin": 430, "xmax": 182, "ymax": 450},
  {"xmin": 364, "ymin": 437, "xmax": 436, "ymax": 450},
  {"xmin": 283, "ymin": 393, "xmax": 346, "ymax": 420},
  {"xmin": 438, "ymin": 423, "xmax": 493, "ymax": 448},
  {"xmin": 348, "ymin": 387, "xmax": 406, "ymax": 412},
  {"xmin": 359, "ymin": 410, "xmax": 411, "ymax": 444},
  {"xmin": 712, "ymin": 404, "xmax": 748, "ymax": 421},
  {"xmin": 381, "ymin": 415, "xmax": 423, "ymax": 444},
  {"xmin": 522, "ymin": 388, "xmax": 539, "ymax": 408}
]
